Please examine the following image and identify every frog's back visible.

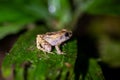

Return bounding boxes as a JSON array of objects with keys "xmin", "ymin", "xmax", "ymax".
[
  {"xmin": 43, "ymin": 34, "xmax": 65, "ymax": 46},
  {"xmin": 43, "ymin": 29, "xmax": 72, "ymax": 46}
]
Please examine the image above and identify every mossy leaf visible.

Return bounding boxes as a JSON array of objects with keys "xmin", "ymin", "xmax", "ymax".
[
  {"xmin": 2, "ymin": 26, "xmax": 77, "ymax": 80},
  {"xmin": 2, "ymin": 26, "xmax": 104, "ymax": 80}
]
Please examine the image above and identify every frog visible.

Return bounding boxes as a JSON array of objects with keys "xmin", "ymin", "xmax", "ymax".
[{"xmin": 36, "ymin": 29, "xmax": 72, "ymax": 54}]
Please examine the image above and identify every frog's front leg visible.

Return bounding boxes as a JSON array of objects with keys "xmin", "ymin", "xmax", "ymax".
[{"xmin": 55, "ymin": 45, "xmax": 64, "ymax": 54}]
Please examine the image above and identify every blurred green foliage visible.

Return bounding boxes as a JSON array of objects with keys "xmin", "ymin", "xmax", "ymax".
[
  {"xmin": 0, "ymin": 0, "xmax": 120, "ymax": 39},
  {"xmin": 88, "ymin": 16, "xmax": 120, "ymax": 67},
  {"xmin": 85, "ymin": 0, "xmax": 120, "ymax": 15},
  {"xmin": 1, "ymin": 0, "xmax": 120, "ymax": 80},
  {"xmin": 0, "ymin": 0, "xmax": 72, "ymax": 39}
]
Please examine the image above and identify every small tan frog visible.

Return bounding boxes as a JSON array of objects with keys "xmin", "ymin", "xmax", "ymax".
[{"xmin": 36, "ymin": 29, "xmax": 72, "ymax": 54}]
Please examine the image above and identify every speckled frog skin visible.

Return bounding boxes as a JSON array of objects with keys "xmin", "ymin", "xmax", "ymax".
[{"xmin": 36, "ymin": 29, "xmax": 72, "ymax": 54}]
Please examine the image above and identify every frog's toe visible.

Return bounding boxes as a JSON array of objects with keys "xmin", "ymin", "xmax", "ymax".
[
  {"xmin": 48, "ymin": 52, "xmax": 54, "ymax": 54},
  {"xmin": 57, "ymin": 51, "xmax": 65, "ymax": 55}
]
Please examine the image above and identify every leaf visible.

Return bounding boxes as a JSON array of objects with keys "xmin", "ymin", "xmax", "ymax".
[
  {"xmin": 0, "ymin": 3, "xmax": 36, "ymax": 39},
  {"xmin": 0, "ymin": 0, "xmax": 72, "ymax": 39},
  {"xmin": 2, "ymin": 26, "xmax": 77, "ymax": 80},
  {"xmin": 2, "ymin": 26, "xmax": 104, "ymax": 80},
  {"xmin": 0, "ymin": 1, "xmax": 49, "ymax": 39},
  {"xmin": 0, "ymin": 17, "xmax": 35, "ymax": 39},
  {"xmin": 85, "ymin": 59, "xmax": 105, "ymax": 80},
  {"xmin": 0, "ymin": 1, "xmax": 49, "ymax": 22}
]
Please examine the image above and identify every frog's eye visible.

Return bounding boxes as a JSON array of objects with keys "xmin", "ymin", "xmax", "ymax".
[{"xmin": 65, "ymin": 32, "xmax": 69, "ymax": 37}]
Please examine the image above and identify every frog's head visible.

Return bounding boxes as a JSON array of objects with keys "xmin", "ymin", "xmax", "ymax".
[{"xmin": 61, "ymin": 29, "xmax": 72, "ymax": 40}]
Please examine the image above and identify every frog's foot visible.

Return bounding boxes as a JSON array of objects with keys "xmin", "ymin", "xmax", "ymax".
[
  {"xmin": 58, "ymin": 52, "xmax": 64, "ymax": 54},
  {"xmin": 47, "ymin": 51, "xmax": 54, "ymax": 54},
  {"xmin": 41, "ymin": 49, "xmax": 54, "ymax": 54}
]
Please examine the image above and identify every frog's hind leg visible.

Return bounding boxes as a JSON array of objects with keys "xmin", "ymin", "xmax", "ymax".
[
  {"xmin": 36, "ymin": 35, "xmax": 52, "ymax": 53},
  {"xmin": 36, "ymin": 43, "xmax": 46, "ymax": 52},
  {"xmin": 37, "ymin": 42, "xmax": 53, "ymax": 54}
]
